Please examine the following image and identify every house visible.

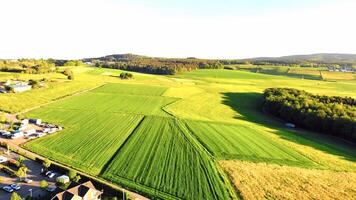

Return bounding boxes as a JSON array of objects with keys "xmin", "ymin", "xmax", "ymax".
[
  {"xmin": 57, "ymin": 175, "xmax": 70, "ymax": 184},
  {"xmin": 51, "ymin": 181, "xmax": 103, "ymax": 200},
  {"xmin": 12, "ymin": 84, "xmax": 32, "ymax": 93}
]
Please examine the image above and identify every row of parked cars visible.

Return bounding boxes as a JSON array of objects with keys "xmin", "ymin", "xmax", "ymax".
[
  {"xmin": 2, "ymin": 184, "xmax": 21, "ymax": 193},
  {"xmin": 0, "ymin": 123, "xmax": 62, "ymax": 140}
]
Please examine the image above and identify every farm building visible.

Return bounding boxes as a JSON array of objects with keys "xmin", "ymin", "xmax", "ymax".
[{"xmin": 12, "ymin": 84, "xmax": 32, "ymax": 93}]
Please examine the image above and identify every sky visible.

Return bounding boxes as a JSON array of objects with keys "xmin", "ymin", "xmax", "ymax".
[{"xmin": 0, "ymin": 0, "xmax": 355, "ymax": 59}]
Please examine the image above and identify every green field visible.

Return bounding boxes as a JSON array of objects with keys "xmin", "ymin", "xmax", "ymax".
[
  {"xmin": 103, "ymin": 116, "xmax": 235, "ymax": 200},
  {"xmin": 24, "ymin": 110, "xmax": 143, "ymax": 175},
  {"xmin": 21, "ymin": 68, "xmax": 356, "ymax": 199},
  {"xmin": 185, "ymin": 120, "xmax": 313, "ymax": 166}
]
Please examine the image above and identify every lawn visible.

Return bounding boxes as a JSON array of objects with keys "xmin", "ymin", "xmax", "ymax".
[{"xmin": 102, "ymin": 116, "xmax": 236, "ymax": 200}]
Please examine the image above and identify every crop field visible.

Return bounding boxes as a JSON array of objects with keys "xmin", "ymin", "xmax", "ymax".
[
  {"xmin": 185, "ymin": 120, "xmax": 313, "ymax": 166},
  {"xmin": 24, "ymin": 109, "xmax": 143, "ymax": 175},
  {"xmin": 220, "ymin": 160, "xmax": 356, "ymax": 200},
  {"xmin": 43, "ymin": 92, "xmax": 177, "ymax": 116},
  {"xmin": 92, "ymin": 83, "xmax": 167, "ymax": 96},
  {"xmin": 102, "ymin": 116, "xmax": 236, "ymax": 200},
  {"xmin": 21, "ymin": 68, "xmax": 356, "ymax": 200}
]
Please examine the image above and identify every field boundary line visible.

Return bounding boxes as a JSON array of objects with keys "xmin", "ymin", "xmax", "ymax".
[
  {"xmin": 161, "ymin": 97, "xmax": 182, "ymax": 117},
  {"xmin": 18, "ymin": 83, "xmax": 107, "ymax": 115},
  {"xmin": 99, "ymin": 116, "xmax": 146, "ymax": 175},
  {"xmin": 176, "ymin": 119, "xmax": 239, "ymax": 200}
]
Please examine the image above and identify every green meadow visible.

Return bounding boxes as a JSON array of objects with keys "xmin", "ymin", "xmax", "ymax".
[{"xmin": 16, "ymin": 67, "xmax": 356, "ymax": 199}]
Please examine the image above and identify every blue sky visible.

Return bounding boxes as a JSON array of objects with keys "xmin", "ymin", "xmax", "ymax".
[{"xmin": 0, "ymin": 0, "xmax": 355, "ymax": 59}]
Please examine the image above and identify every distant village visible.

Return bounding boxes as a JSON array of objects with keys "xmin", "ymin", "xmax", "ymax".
[{"xmin": 327, "ymin": 65, "xmax": 356, "ymax": 72}]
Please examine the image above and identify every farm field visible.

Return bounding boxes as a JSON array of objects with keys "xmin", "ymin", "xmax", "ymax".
[
  {"xmin": 103, "ymin": 116, "xmax": 236, "ymax": 200},
  {"xmin": 21, "ymin": 68, "xmax": 356, "ymax": 200},
  {"xmin": 24, "ymin": 109, "xmax": 143, "ymax": 175},
  {"xmin": 184, "ymin": 120, "xmax": 313, "ymax": 166},
  {"xmin": 220, "ymin": 160, "xmax": 356, "ymax": 200}
]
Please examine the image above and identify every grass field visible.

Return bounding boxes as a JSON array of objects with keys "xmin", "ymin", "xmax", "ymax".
[
  {"xmin": 185, "ymin": 120, "xmax": 313, "ymax": 166},
  {"xmin": 20, "ymin": 68, "xmax": 356, "ymax": 200},
  {"xmin": 102, "ymin": 116, "xmax": 236, "ymax": 200},
  {"xmin": 24, "ymin": 109, "xmax": 143, "ymax": 175},
  {"xmin": 221, "ymin": 160, "xmax": 356, "ymax": 200}
]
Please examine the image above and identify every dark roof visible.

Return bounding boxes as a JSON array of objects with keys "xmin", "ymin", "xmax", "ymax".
[{"xmin": 51, "ymin": 181, "xmax": 102, "ymax": 200}]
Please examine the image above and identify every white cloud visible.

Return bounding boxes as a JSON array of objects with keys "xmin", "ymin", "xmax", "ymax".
[{"xmin": 0, "ymin": 0, "xmax": 355, "ymax": 59}]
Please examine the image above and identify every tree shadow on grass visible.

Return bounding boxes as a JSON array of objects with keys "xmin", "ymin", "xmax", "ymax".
[{"xmin": 221, "ymin": 92, "xmax": 356, "ymax": 163}]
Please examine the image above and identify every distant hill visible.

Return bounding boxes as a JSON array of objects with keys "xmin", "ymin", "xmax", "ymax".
[{"xmin": 243, "ymin": 53, "xmax": 356, "ymax": 64}]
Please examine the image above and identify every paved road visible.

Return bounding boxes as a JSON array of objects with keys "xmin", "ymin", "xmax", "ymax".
[{"xmin": 0, "ymin": 147, "xmax": 56, "ymax": 199}]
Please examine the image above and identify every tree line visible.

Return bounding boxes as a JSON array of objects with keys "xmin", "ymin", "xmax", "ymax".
[
  {"xmin": 0, "ymin": 59, "xmax": 56, "ymax": 74},
  {"xmin": 262, "ymin": 88, "xmax": 356, "ymax": 142},
  {"xmin": 87, "ymin": 54, "xmax": 224, "ymax": 75}
]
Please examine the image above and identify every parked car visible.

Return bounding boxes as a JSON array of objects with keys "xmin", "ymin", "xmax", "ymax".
[
  {"xmin": 2, "ymin": 186, "xmax": 14, "ymax": 193},
  {"xmin": 46, "ymin": 186, "xmax": 57, "ymax": 192},
  {"xmin": 45, "ymin": 171, "xmax": 53, "ymax": 176},
  {"xmin": 48, "ymin": 172, "xmax": 56, "ymax": 179},
  {"xmin": 23, "ymin": 178, "xmax": 33, "ymax": 183},
  {"xmin": 2, "ymin": 132, "xmax": 12, "ymax": 138},
  {"xmin": 10, "ymin": 184, "xmax": 21, "ymax": 191}
]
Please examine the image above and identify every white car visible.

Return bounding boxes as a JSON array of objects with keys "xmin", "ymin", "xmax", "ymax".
[{"xmin": 48, "ymin": 172, "xmax": 56, "ymax": 179}]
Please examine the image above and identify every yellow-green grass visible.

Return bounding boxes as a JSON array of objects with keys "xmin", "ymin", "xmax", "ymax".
[
  {"xmin": 220, "ymin": 160, "xmax": 356, "ymax": 200},
  {"xmin": 102, "ymin": 116, "xmax": 237, "ymax": 200},
  {"xmin": 24, "ymin": 109, "xmax": 143, "ymax": 175},
  {"xmin": 0, "ymin": 67, "xmax": 164, "ymax": 113},
  {"xmin": 185, "ymin": 120, "xmax": 313, "ymax": 166},
  {"xmin": 20, "ymin": 68, "xmax": 356, "ymax": 199},
  {"xmin": 92, "ymin": 83, "xmax": 167, "ymax": 96},
  {"xmin": 40, "ymin": 90, "xmax": 177, "ymax": 117},
  {"xmin": 321, "ymin": 71, "xmax": 356, "ymax": 81}
]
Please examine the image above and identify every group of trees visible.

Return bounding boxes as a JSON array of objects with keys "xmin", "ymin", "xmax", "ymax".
[
  {"xmin": 0, "ymin": 59, "xmax": 55, "ymax": 74},
  {"xmin": 63, "ymin": 68, "xmax": 74, "ymax": 80},
  {"xmin": 63, "ymin": 60, "xmax": 84, "ymax": 66},
  {"xmin": 119, "ymin": 72, "xmax": 133, "ymax": 79},
  {"xmin": 89, "ymin": 54, "xmax": 224, "ymax": 75},
  {"xmin": 262, "ymin": 88, "xmax": 356, "ymax": 142}
]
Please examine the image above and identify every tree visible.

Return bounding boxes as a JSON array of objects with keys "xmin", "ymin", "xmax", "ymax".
[
  {"xmin": 10, "ymin": 192, "xmax": 22, "ymax": 200},
  {"xmin": 25, "ymin": 195, "xmax": 33, "ymax": 200},
  {"xmin": 67, "ymin": 169, "xmax": 77, "ymax": 180},
  {"xmin": 72, "ymin": 175, "xmax": 81, "ymax": 183},
  {"xmin": 16, "ymin": 114, "xmax": 25, "ymax": 120},
  {"xmin": 43, "ymin": 158, "xmax": 51, "ymax": 169},
  {"xmin": 17, "ymin": 166, "xmax": 28, "ymax": 181},
  {"xmin": 63, "ymin": 68, "xmax": 73, "ymax": 76},
  {"xmin": 17, "ymin": 155, "xmax": 26, "ymax": 165},
  {"xmin": 40, "ymin": 180, "xmax": 49, "ymax": 189}
]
